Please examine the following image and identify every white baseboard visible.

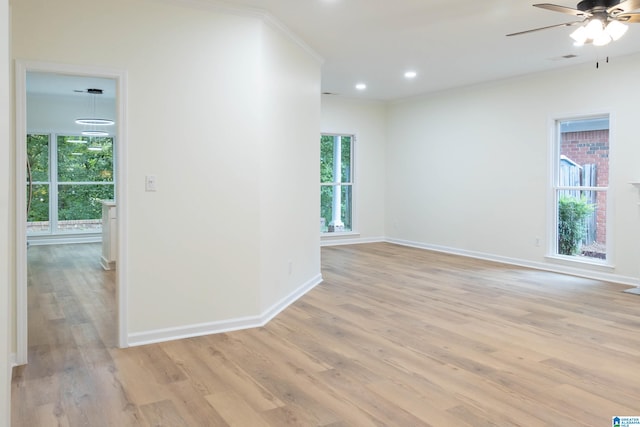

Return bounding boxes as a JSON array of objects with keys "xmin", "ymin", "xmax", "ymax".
[
  {"xmin": 127, "ymin": 315, "xmax": 264, "ymax": 347},
  {"xmin": 27, "ymin": 234, "xmax": 101, "ymax": 246},
  {"xmin": 100, "ymin": 256, "xmax": 115, "ymax": 271},
  {"xmin": 127, "ymin": 274, "xmax": 323, "ymax": 347},
  {"xmin": 10, "ymin": 352, "xmax": 17, "ymax": 369},
  {"xmin": 321, "ymin": 235, "xmax": 385, "ymax": 247},
  {"xmin": 261, "ymin": 274, "xmax": 323, "ymax": 324},
  {"xmin": 386, "ymin": 238, "xmax": 640, "ymax": 287}
]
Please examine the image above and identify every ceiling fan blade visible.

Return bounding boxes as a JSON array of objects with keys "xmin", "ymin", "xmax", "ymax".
[
  {"xmin": 506, "ymin": 20, "xmax": 583, "ymax": 36},
  {"xmin": 616, "ymin": 12, "xmax": 640, "ymax": 21},
  {"xmin": 533, "ymin": 3, "xmax": 590, "ymax": 16},
  {"xmin": 608, "ymin": 0, "xmax": 640, "ymax": 13}
]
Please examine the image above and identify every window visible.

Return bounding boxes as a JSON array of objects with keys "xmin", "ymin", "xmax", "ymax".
[
  {"xmin": 552, "ymin": 116, "xmax": 609, "ymax": 262},
  {"xmin": 321, "ymin": 134, "xmax": 353, "ymax": 233},
  {"xmin": 26, "ymin": 134, "xmax": 50, "ymax": 232},
  {"xmin": 27, "ymin": 134, "xmax": 115, "ymax": 235}
]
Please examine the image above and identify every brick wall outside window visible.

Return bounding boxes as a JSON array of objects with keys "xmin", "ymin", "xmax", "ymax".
[{"xmin": 560, "ymin": 129, "xmax": 608, "ymax": 246}]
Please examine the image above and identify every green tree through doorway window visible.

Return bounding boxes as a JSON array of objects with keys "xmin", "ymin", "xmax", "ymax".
[
  {"xmin": 27, "ymin": 133, "xmax": 114, "ymax": 234},
  {"xmin": 321, "ymin": 134, "xmax": 353, "ymax": 233}
]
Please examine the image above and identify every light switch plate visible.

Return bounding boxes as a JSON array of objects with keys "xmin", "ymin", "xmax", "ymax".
[{"xmin": 145, "ymin": 175, "xmax": 157, "ymax": 192}]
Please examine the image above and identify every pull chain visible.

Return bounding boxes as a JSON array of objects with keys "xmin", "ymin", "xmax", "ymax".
[{"xmin": 596, "ymin": 56, "xmax": 609, "ymax": 69}]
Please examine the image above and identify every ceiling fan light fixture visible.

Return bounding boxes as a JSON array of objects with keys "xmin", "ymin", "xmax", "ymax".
[
  {"xmin": 605, "ymin": 19, "xmax": 628, "ymax": 40},
  {"xmin": 593, "ymin": 32, "xmax": 612, "ymax": 45},
  {"xmin": 584, "ymin": 18, "xmax": 605, "ymax": 39},
  {"xmin": 570, "ymin": 25, "xmax": 588, "ymax": 44},
  {"xmin": 592, "ymin": 34, "xmax": 611, "ymax": 46},
  {"xmin": 510, "ymin": 2, "xmax": 634, "ymax": 49}
]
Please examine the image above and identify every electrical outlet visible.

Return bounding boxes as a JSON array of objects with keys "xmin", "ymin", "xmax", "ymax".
[{"xmin": 535, "ymin": 237, "xmax": 541, "ymax": 247}]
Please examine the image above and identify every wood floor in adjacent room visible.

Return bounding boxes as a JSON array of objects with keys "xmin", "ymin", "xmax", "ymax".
[{"xmin": 11, "ymin": 242, "xmax": 640, "ymax": 426}]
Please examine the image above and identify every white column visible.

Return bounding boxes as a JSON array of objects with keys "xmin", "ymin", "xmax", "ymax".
[{"xmin": 329, "ymin": 135, "xmax": 344, "ymax": 231}]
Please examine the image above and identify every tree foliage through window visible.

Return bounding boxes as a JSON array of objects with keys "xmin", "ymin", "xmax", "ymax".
[
  {"xmin": 321, "ymin": 134, "xmax": 352, "ymax": 232},
  {"xmin": 27, "ymin": 134, "xmax": 115, "ymax": 232}
]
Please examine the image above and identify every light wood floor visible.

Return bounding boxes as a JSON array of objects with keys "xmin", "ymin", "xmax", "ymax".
[{"xmin": 12, "ymin": 242, "xmax": 640, "ymax": 426}]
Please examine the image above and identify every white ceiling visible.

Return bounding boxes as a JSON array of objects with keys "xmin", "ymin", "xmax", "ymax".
[
  {"xmin": 216, "ymin": 0, "xmax": 640, "ymax": 100},
  {"xmin": 27, "ymin": 0, "xmax": 640, "ymax": 101},
  {"xmin": 27, "ymin": 72, "xmax": 116, "ymax": 99}
]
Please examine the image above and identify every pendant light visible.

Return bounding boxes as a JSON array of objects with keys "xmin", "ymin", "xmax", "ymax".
[{"xmin": 76, "ymin": 88, "xmax": 114, "ymax": 136}]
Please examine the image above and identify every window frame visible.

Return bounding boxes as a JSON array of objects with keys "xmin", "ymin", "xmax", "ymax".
[
  {"xmin": 548, "ymin": 113, "xmax": 613, "ymax": 267},
  {"xmin": 320, "ymin": 132, "xmax": 355, "ymax": 235}
]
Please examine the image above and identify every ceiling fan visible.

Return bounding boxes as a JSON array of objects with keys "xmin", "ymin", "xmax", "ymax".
[{"xmin": 507, "ymin": 0, "xmax": 640, "ymax": 45}]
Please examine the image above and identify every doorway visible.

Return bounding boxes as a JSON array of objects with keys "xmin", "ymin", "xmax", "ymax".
[
  {"xmin": 15, "ymin": 61, "xmax": 128, "ymax": 364},
  {"xmin": 26, "ymin": 73, "xmax": 116, "ymax": 243}
]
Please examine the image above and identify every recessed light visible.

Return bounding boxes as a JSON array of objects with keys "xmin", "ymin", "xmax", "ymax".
[
  {"xmin": 404, "ymin": 71, "xmax": 417, "ymax": 79},
  {"xmin": 355, "ymin": 83, "xmax": 367, "ymax": 90}
]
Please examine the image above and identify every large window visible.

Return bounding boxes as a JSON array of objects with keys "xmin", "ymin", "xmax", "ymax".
[
  {"xmin": 552, "ymin": 116, "xmax": 609, "ymax": 262},
  {"xmin": 27, "ymin": 134, "xmax": 114, "ymax": 235},
  {"xmin": 321, "ymin": 134, "xmax": 353, "ymax": 233}
]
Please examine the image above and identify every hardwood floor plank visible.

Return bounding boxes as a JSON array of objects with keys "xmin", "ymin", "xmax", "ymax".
[
  {"xmin": 260, "ymin": 405, "xmax": 318, "ymax": 427},
  {"xmin": 12, "ymin": 242, "xmax": 640, "ymax": 426},
  {"xmin": 365, "ymin": 379, "xmax": 459, "ymax": 426},
  {"xmin": 176, "ymin": 338, "xmax": 286, "ymax": 411},
  {"xmin": 164, "ymin": 380, "xmax": 231, "ymax": 427},
  {"xmin": 136, "ymin": 345, "xmax": 188, "ymax": 385},
  {"xmin": 33, "ymin": 402, "xmax": 70, "ymax": 427},
  {"xmin": 37, "ymin": 292, "xmax": 66, "ymax": 321},
  {"xmin": 204, "ymin": 390, "xmax": 272, "ymax": 427},
  {"xmin": 139, "ymin": 399, "xmax": 188, "ymax": 427},
  {"xmin": 108, "ymin": 348, "xmax": 175, "ymax": 407},
  {"xmin": 87, "ymin": 365, "xmax": 145, "ymax": 426},
  {"xmin": 208, "ymin": 334, "xmax": 346, "ymax": 426},
  {"xmin": 316, "ymin": 368, "xmax": 435, "ymax": 427}
]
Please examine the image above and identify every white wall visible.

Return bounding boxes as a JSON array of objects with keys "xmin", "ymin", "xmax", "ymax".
[
  {"xmin": 11, "ymin": 0, "xmax": 321, "ymax": 344},
  {"xmin": 320, "ymin": 95, "xmax": 387, "ymax": 243},
  {"xmin": 386, "ymin": 53, "xmax": 640, "ymax": 281},
  {"xmin": 1, "ymin": 0, "xmax": 11, "ymax": 423},
  {"xmin": 258, "ymin": 22, "xmax": 322, "ymax": 313}
]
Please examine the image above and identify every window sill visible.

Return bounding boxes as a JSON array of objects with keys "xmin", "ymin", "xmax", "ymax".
[{"xmin": 544, "ymin": 254, "xmax": 614, "ymax": 272}]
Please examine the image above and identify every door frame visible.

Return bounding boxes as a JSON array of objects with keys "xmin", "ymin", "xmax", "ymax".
[{"xmin": 15, "ymin": 60, "xmax": 129, "ymax": 363}]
